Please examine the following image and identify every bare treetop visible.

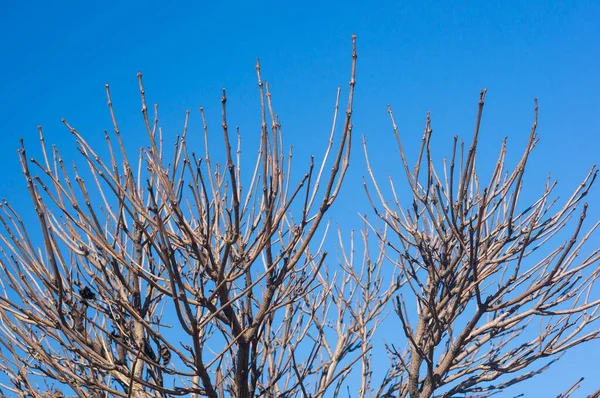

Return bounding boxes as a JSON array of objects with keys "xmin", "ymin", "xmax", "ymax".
[
  {"xmin": 0, "ymin": 37, "xmax": 400, "ymax": 398},
  {"xmin": 364, "ymin": 90, "xmax": 600, "ymax": 397},
  {"xmin": 1, "ymin": 36, "xmax": 599, "ymax": 398}
]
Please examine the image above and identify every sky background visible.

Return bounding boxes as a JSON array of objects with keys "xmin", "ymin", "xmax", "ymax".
[{"xmin": 1, "ymin": 0, "xmax": 599, "ymax": 396}]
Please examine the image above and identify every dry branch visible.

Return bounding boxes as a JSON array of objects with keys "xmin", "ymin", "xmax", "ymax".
[{"xmin": 366, "ymin": 93, "xmax": 600, "ymax": 398}]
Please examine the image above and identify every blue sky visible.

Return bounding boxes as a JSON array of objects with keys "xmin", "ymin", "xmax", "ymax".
[{"xmin": 1, "ymin": 0, "xmax": 599, "ymax": 396}]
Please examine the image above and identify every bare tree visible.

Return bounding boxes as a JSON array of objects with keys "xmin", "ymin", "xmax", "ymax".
[
  {"xmin": 0, "ymin": 37, "xmax": 397, "ymax": 398},
  {"xmin": 2, "ymin": 35, "xmax": 599, "ymax": 398},
  {"xmin": 364, "ymin": 90, "xmax": 600, "ymax": 397}
]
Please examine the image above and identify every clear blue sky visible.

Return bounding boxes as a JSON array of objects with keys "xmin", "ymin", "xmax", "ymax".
[{"xmin": 1, "ymin": 0, "xmax": 599, "ymax": 396}]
